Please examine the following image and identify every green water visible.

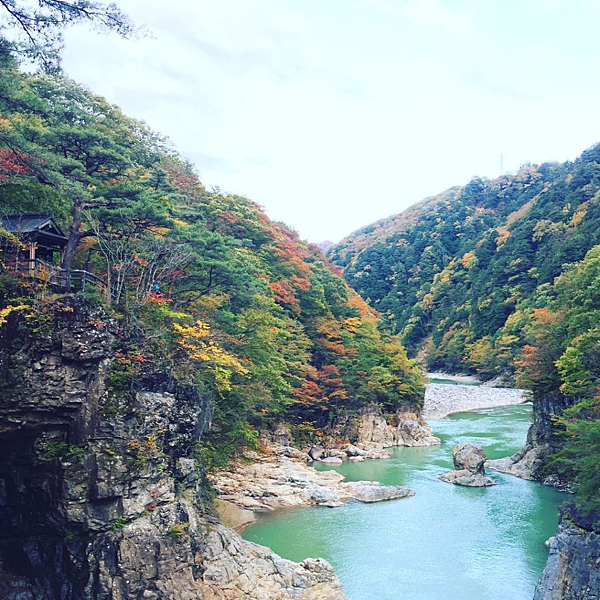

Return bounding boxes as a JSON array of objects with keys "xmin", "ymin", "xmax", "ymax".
[
  {"xmin": 243, "ymin": 404, "xmax": 567, "ymax": 600},
  {"xmin": 427, "ymin": 377, "xmax": 482, "ymax": 386}
]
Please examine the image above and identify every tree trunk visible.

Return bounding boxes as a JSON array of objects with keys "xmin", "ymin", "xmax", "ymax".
[{"xmin": 61, "ymin": 199, "xmax": 83, "ymax": 285}]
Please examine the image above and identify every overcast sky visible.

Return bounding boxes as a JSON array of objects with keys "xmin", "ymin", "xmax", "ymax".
[{"xmin": 62, "ymin": 0, "xmax": 600, "ymax": 243}]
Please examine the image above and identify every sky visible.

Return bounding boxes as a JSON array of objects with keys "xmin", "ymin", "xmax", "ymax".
[{"xmin": 62, "ymin": 0, "xmax": 600, "ymax": 243}]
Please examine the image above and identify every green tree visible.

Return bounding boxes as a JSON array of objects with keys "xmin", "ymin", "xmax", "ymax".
[{"xmin": 0, "ymin": 0, "xmax": 134, "ymax": 71}]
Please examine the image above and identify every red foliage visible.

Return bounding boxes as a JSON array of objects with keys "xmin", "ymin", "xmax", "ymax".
[
  {"xmin": 290, "ymin": 274, "xmax": 311, "ymax": 292},
  {"xmin": 269, "ymin": 222, "xmax": 312, "ymax": 277},
  {"xmin": 144, "ymin": 292, "xmax": 172, "ymax": 304},
  {"xmin": 0, "ymin": 148, "xmax": 34, "ymax": 182}
]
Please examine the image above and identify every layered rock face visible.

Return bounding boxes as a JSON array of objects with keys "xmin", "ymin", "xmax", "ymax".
[
  {"xmin": 437, "ymin": 444, "xmax": 496, "ymax": 487},
  {"xmin": 534, "ymin": 506, "xmax": 600, "ymax": 600},
  {"xmin": 354, "ymin": 406, "xmax": 441, "ymax": 449},
  {"xmin": 0, "ymin": 299, "xmax": 346, "ymax": 600},
  {"xmin": 484, "ymin": 394, "xmax": 598, "ymax": 599},
  {"xmin": 486, "ymin": 394, "xmax": 576, "ymax": 485}
]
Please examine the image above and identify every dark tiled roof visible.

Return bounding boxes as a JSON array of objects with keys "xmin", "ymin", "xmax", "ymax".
[{"xmin": 1, "ymin": 214, "xmax": 66, "ymax": 238}]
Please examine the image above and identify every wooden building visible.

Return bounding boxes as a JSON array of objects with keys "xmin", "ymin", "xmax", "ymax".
[{"xmin": 0, "ymin": 214, "xmax": 68, "ymax": 268}]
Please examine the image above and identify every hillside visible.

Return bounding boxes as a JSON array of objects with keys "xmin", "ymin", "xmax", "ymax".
[
  {"xmin": 329, "ymin": 147, "xmax": 600, "ymax": 380},
  {"xmin": 0, "ymin": 40, "xmax": 424, "ymax": 599},
  {"xmin": 0, "ymin": 45, "xmax": 423, "ymax": 460}
]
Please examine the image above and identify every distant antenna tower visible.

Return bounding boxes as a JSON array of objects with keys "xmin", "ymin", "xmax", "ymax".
[{"xmin": 500, "ymin": 152, "xmax": 504, "ymax": 174}]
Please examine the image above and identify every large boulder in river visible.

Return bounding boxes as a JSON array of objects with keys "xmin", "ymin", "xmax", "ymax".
[
  {"xmin": 453, "ymin": 443, "xmax": 486, "ymax": 473},
  {"xmin": 320, "ymin": 456, "xmax": 343, "ymax": 464},
  {"xmin": 342, "ymin": 482, "xmax": 415, "ymax": 503},
  {"xmin": 438, "ymin": 444, "xmax": 496, "ymax": 487}
]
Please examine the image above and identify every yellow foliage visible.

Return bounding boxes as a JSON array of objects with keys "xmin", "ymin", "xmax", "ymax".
[
  {"xmin": 169, "ymin": 218, "xmax": 189, "ymax": 228},
  {"xmin": 570, "ymin": 208, "xmax": 587, "ymax": 228},
  {"xmin": 172, "ymin": 320, "xmax": 248, "ymax": 391},
  {"xmin": 147, "ymin": 226, "xmax": 170, "ymax": 238},
  {"xmin": 496, "ymin": 227, "xmax": 510, "ymax": 249},
  {"xmin": 460, "ymin": 252, "xmax": 476, "ymax": 268},
  {"xmin": 421, "ymin": 293, "xmax": 434, "ymax": 309},
  {"xmin": 0, "ymin": 304, "xmax": 30, "ymax": 327},
  {"xmin": 342, "ymin": 317, "xmax": 362, "ymax": 333}
]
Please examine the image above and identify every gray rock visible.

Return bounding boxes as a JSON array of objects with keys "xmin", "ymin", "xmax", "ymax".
[
  {"xmin": 311, "ymin": 487, "xmax": 343, "ymax": 507},
  {"xmin": 437, "ymin": 469, "xmax": 496, "ymax": 487},
  {"xmin": 486, "ymin": 394, "xmax": 577, "ymax": 489},
  {"xmin": 309, "ymin": 446, "xmax": 326, "ymax": 461},
  {"xmin": 438, "ymin": 444, "xmax": 496, "ymax": 486},
  {"xmin": 344, "ymin": 444, "xmax": 367, "ymax": 457},
  {"xmin": 355, "ymin": 405, "xmax": 441, "ymax": 449},
  {"xmin": 0, "ymin": 298, "xmax": 349, "ymax": 600},
  {"xmin": 534, "ymin": 506, "xmax": 600, "ymax": 600},
  {"xmin": 344, "ymin": 483, "xmax": 415, "ymax": 503},
  {"xmin": 325, "ymin": 449, "xmax": 347, "ymax": 459},
  {"xmin": 453, "ymin": 443, "xmax": 486, "ymax": 473},
  {"xmin": 319, "ymin": 456, "xmax": 343, "ymax": 464}
]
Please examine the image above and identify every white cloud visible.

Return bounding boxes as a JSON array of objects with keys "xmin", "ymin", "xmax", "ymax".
[
  {"xmin": 399, "ymin": 0, "xmax": 479, "ymax": 38},
  {"xmin": 59, "ymin": 0, "xmax": 600, "ymax": 242}
]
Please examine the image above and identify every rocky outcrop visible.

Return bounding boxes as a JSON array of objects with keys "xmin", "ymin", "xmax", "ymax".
[
  {"xmin": 486, "ymin": 394, "xmax": 577, "ymax": 486},
  {"xmin": 534, "ymin": 505, "xmax": 600, "ymax": 600},
  {"xmin": 0, "ymin": 298, "xmax": 347, "ymax": 600},
  {"xmin": 212, "ymin": 442, "xmax": 415, "ymax": 524},
  {"xmin": 438, "ymin": 444, "xmax": 496, "ymax": 487},
  {"xmin": 424, "ymin": 383, "xmax": 528, "ymax": 419},
  {"xmin": 343, "ymin": 482, "xmax": 414, "ymax": 503},
  {"xmin": 354, "ymin": 406, "xmax": 441, "ymax": 449}
]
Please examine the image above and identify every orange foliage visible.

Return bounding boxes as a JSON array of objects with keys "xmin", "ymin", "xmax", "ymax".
[
  {"xmin": 346, "ymin": 292, "xmax": 372, "ymax": 318},
  {"xmin": 269, "ymin": 281, "xmax": 299, "ymax": 308},
  {"xmin": 290, "ymin": 274, "xmax": 311, "ymax": 292}
]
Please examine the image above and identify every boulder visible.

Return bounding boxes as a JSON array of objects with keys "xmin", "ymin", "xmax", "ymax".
[
  {"xmin": 311, "ymin": 487, "xmax": 343, "ymax": 507},
  {"xmin": 279, "ymin": 446, "xmax": 310, "ymax": 461},
  {"xmin": 326, "ymin": 449, "xmax": 347, "ymax": 459},
  {"xmin": 438, "ymin": 444, "xmax": 496, "ymax": 487},
  {"xmin": 308, "ymin": 446, "xmax": 325, "ymax": 461},
  {"xmin": 344, "ymin": 444, "xmax": 367, "ymax": 457},
  {"xmin": 344, "ymin": 482, "xmax": 415, "ymax": 503},
  {"xmin": 453, "ymin": 443, "xmax": 486, "ymax": 473},
  {"xmin": 437, "ymin": 469, "xmax": 496, "ymax": 487},
  {"xmin": 397, "ymin": 417, "xmax": 441, "ymax": 447},
  {"xmin": 319, "ymin": 456, "xmax": 343, "ymax": 464}
]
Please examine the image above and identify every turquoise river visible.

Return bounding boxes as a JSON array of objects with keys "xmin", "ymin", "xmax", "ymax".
[{"xmin": 243, "ymin": 403, "xmax": 568, "ymax": 600}]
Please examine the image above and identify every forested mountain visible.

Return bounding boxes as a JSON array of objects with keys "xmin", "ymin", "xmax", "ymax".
[
  {"xmin": 0, "ymin": 47, "xmax": 422, "ymax": 464},
  {"xmin": 329, "ymin": 147, "xmax": 600, "ymax": 380}
]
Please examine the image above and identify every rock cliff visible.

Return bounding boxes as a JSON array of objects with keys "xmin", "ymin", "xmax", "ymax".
[
  {"xmin": 534, "ymin": 505, "xmax": 600, "ymax": 600},
  {"xmin": 484, "ymin": 394, "xmax": 600, "ymax": 599},
  {"xmin": 353, "ymin": 405, "xmax": 440, "ymax": 449},
  {"xmin": 486, "ymin": 394, "xmax": 576, "ymax": 486},
  {"xmin": 0, "ymin": 298, "xmax": 346, "ymax": 600}
]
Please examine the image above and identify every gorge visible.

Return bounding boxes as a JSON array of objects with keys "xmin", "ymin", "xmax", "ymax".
[{"xmin": 1, "ymin": 10, "xmax": 599, "ymax": 597}]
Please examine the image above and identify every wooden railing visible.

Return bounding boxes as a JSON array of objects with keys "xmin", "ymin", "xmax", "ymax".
[{"xmin": 12, "ymin": 259, "xmax": 114, "ymax": 300}]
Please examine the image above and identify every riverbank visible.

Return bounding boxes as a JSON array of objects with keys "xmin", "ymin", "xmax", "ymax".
[
  {"xmin": 243, "ymin": 405, "xmax": 566, "ymax": 600},
  {"xmin": 214, "ymin": 382, "xmax": 531, "ymax": 531},
  {"xmin": 212, "ymin": 443, "xmax": 414, "ymax": 530},
  {"xmin": 423, "ymin": 382, "xmax": 530, "ymax": 419}
]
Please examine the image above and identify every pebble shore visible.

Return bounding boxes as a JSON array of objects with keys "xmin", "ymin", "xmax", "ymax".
[{"xmin": 423, "ymin": 381, "xmax": 530, "ymax": 419}]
